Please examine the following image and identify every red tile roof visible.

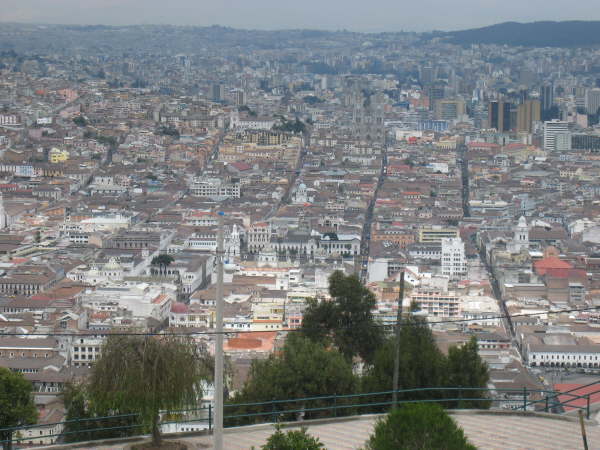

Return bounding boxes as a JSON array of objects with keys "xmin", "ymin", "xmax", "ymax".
[{"xmin": 533, "ymin": 257, "xmax": 573, "ymax": 276}]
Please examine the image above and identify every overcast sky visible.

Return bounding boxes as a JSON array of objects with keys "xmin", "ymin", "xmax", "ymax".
[{"xmin": 2, "ymin": 0, "xmax": 599, "ymax": 32}]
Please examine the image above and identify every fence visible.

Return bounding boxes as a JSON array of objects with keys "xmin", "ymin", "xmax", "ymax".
[{"xmin": 1, "ymin": 384, "xmax": 598, "ymax": 446}]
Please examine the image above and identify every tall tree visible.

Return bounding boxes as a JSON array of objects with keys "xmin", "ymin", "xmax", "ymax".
[
  {"xmin": 301, "ymin": 271, "xmax": 383, "ymax": 363},
  {"xmin": 361, "ymin": 316, "xmax": 446, "ymax": 409},
  {"xmin": 62, "ymin": 383, "xmax": 139, "ymax": 443},
  {"xmin": 88, "ymin": 335, "xmax": 213, "ymax": 446},
  {"xmin": 0, "ymin": 367, "xmax": 37, "ymax": 450},
  {"xmin": 151, "ymin": 254, "xmax": 175, "ymax": 276},
  {"xmin": 364, "ymin": 404, "xmax": 476, "ymax": 450},
  {"xmin": 445, "ymin": 337, "xmax": 490, "ymax": 409},
  {"xmin": 227, "ymin": 334, "xmax": 357, "ymax": 425}
]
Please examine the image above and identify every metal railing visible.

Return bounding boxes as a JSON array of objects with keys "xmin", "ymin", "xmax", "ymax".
[{"xmin": 1, "ymin": 384, "xmax": 598, "ymax": 446}]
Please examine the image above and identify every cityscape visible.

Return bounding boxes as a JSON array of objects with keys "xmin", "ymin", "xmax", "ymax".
[{"xmin": 2, "ymin": 14, "xmax": 600, "ymax": 450}]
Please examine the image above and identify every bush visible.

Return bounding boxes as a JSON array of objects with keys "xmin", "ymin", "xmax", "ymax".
[
  {"xmin": 261, "ymin": 426, "xmax": 324, "ymax": 450},
  {"xmin": 364, "ymin": 403, "xmax": 476, "ymax": 450}
]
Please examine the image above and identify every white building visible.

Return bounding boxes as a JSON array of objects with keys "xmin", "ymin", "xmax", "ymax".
[
  {"xmin": 460, "ymin": 294, "xmax": 502, "ymax": 329},
  {"xmin": 409, "ymin": 288, "xmax": 460, "ymax": 318},
  {"xmin": 527, "ymin": 343, "xmax": 600, "ymax": 368},
  {"xmin": 544, "ymin": 120, "xmax": 570, "ymax": 152},
  {"xmin": 229, "ymin": 111, "xmax": 275, "ymax": 130},
  {"xmin": 79, "ymin": 283, "xmax": 176, "ymax": 323},
  {"xmin": 441, "ymin": 238, "xmax": 467, "ymax": 281},
  {"xmin": 189, "ymin": 177, "xmax": 240, "ymax": 200}
]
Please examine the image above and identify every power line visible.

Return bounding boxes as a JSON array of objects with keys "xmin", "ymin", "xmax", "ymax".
[{"xmin": 1, "ymin": 305, "xmax": 599, "ymax": 338}]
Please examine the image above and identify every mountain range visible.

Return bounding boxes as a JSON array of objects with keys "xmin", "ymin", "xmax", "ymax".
[{"xmin": 437, "ymin": 21, "xmax": 600, "ymax": 47}]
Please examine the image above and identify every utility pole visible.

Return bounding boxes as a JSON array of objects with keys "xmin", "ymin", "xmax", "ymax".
[
  {"xmin": 392, "ymin": 271, "xmax": 405, "ymax": 408},
  {"xmin": 214, "ymin": 212, "xmax": 225, "ymax": 450},
  {"xmin": 579, "ymin": 410, "xmax": 589, "ymax": 450}
]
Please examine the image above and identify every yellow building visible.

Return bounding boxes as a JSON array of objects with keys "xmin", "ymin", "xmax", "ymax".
[{"xmin": 49, "ymin": 147, "xmax": 69, "ymax": 163}]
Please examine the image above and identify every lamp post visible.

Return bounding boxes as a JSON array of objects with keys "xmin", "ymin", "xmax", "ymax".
[
  {"xmin": 392, "ymin": 271, "xmax": 405, "ymax": 408},
  {"xmin": 214, "ymin": 212, "xmax": 225, "ymax": 450}
]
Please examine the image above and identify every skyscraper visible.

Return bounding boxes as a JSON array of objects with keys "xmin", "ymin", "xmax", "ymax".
[
  {"xmin": 585, "ymin": 88, "xmax": 600, "ymax": 115},
  {"xmin": 211, "ymin": 83, "xmax": 224, "ymax": 102},
  {"xmin": 489, "ymin": 101, "xmax": 512, "ymax": 132},
  {"xmin": 517, "ymin": 99, "xmax": 541, "ymax": 133},
  {"xmin": 540, "ymin": 83, "xmax": 555, "ymax": 120}
]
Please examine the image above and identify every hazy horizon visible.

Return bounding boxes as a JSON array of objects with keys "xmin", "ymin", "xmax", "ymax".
[{"xmin": 2, "ymin": 0, "xmax": 600, "ymax": 33}]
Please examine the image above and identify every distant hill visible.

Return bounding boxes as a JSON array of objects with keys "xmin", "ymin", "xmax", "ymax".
[{"xmin": 440, "ymin": 21, "xmax": 600, "ymax": 47}]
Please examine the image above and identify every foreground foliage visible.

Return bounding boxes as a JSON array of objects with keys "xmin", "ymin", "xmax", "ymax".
[
  {"xmin": 227, "ymin": 333, "xmax": 357, "ymax": 425},
  {"xmin": 0, "ymin": 368, "xmax": 37, "ymax": 450},
  {"xmin": 364, "ymin": 404, "xmax": 476, "ymax": 450},
  {"xmin": 362, "ymin": 318, "xmax": 490, "ymax": 409},
  {"xmin": 87, "ymin": 335, "xmax": 213, "ymax": 446},
  {"xmin": 260, "ymin": 426, "xmax": 324, "ymax": 450},
  {"xmin": 301, "ymin": 271, "xmax": 383, "ymax": 364}
]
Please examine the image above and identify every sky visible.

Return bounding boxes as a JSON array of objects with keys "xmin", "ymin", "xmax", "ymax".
[{"xmin": 2, "ymin": 0, "xmax": 600, "ymax": 32}]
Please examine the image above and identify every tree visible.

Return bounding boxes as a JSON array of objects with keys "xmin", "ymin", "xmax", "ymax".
[
  {"xmin": 261, "ymin": 426, "xmax": 324, "ymax": 450},
  {"xmin": 361, "ymin": 316, "xmax": 446, "ymax": 409},
  {"xmin": 445, "ymin": 337, "xmax": 490, "ymax": 409},
  {"xmin": 364, "ymin": 404, "xmax": 476, "ymax": 450},
  {"xmin": 227, "ymin": 334, "xmax": 357, "ymax": 425},
  {"xmin": 151, "ymin": 254, "xmax": 175, "ymax": 276},
  {"xmin": 62, "ymin": 382, "xmax": 139, "ymax": 443},
  {"xmin": 301, "ymin": 271, "xmax": 383, "ymax": 363},
  {"xmin": 73, "ymin": 115, "xmax": 87, "ymax": 127},
  {"xmin": 88, "ymin": 335, "xmax": 213, "ymax": 446},
  {"xmin": 0, "ymin": 367, "xmax": 37, "ymax": 450}
]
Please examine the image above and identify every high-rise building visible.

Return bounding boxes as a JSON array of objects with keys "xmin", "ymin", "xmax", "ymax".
[
  {"xmin": 428, "ymin": 85, "xmax": 445, "ymax": 112},
  {"xmin": 441, "ymin": 238, "xmax": 467, "ymax": 281},
  {"xmin": 540, "ymin": 83, "xmax": 555, "ymax": 120},
  {"xmin": 211, "ymin": 83, "xmax": 224, "ymax": 102},
  {"xmin": 488, "ymin": 101, "xmax": 512, "ymax": 132},
  {"xmin": 435, "ymin": 99, "xmax": 466, "ymax": 121},
  {"xmin": 233, "ymin": 89, "xmax": 246, "ymax": 106},
  {"xmin": 585, "ymin": 88, "xmax": 600, "ymax": 115},
  {"xmin": 517, "ymin": 99, "xmax": 541, "ymax": 133},
  {"xmin": 420, "ymin": 66, "xmax": 435, "ymax": 85},
  {"xmin": 544, "ymin": 120, "xmax": 570, "ymax": 152}
]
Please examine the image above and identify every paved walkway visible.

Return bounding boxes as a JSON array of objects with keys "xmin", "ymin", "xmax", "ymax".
[{"xmin": 60, "ymin": 412, "xmax": 600, "ymax": 449}]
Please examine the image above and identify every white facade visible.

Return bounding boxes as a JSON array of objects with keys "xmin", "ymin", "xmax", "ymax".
[
  {"xmin": 190, "ymin": 177, "xmax": 240, "ymax": 200},
  {"xmin": 527, "ymin": 345, "xmax": 600, "ymax": 368},
  {"xmin": 79, "ymin": 283, "xmax": 175, "ymax": 322},
  {"xmin": 544, "ymin": 120, "xmax": 570, "ymax": 152},
  {"xmin": 409, "ymin": 288, "xmax": 460, "ymax": 318},
  {"xmin": 441, "ymin": 238, "xmax": 467, "ymax": 281},
  {"xmin": 229, "ymin": 111, "xmax": 275, "ymax": 130}
]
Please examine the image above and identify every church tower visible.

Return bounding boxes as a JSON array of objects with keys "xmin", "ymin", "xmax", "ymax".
[{"xmin": 514, "ymin": 216, "xmax": 529, "ymax": 250}]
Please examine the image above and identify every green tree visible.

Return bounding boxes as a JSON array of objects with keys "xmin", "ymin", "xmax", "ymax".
[
  {"xmin": 364, "ymin": 404, "xmax": 476, "ymax": 450},
  {"xmin": 228, "ymin": 334, "xmax": 357, "ymax": 425},
  {"xmin": 301, "ymin": 271, "xmax": 383, "ymax": 363},
  {"xmin": 361, "ymin": 317, "xmax": 446, "ymax": 410},
  {"xmin": 261, "ymin": 426, "xmax": 324, "ymax": 450},
  {"xmin": 62, "ymin": 382, "xmax": 139, "ymax": 443},
  {"xmin": 88, "ymin": 335, "xmax": 213, "ymax": 446},
  {"xmin": 0, "ymin": 367, "xmax": 37, "ymax": 450},
  {"xmin": 73, "ymin": 115, "xmax": 87, "ymax": 127},
  {"xmin": 445, "ymin": 337, "xmax": 490, "ymax": 409},
  {"xmin": 151, "ymin": 254, "xmax": 175, "ymax": 276}
]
